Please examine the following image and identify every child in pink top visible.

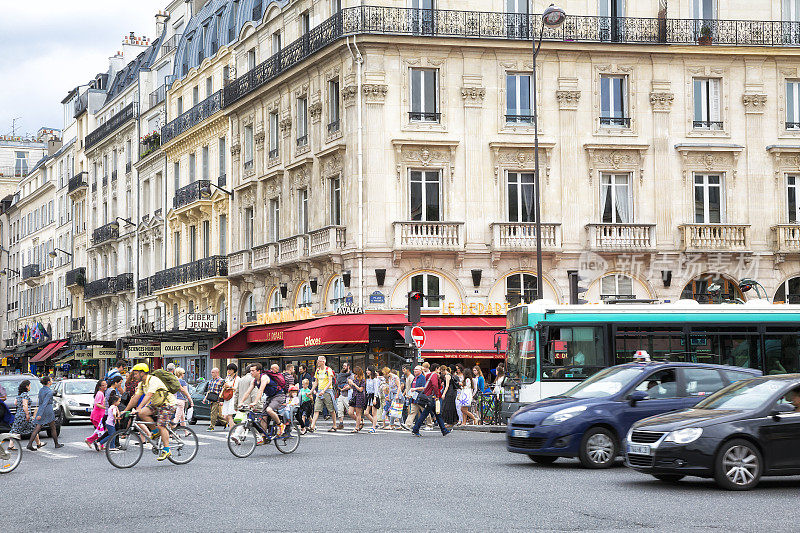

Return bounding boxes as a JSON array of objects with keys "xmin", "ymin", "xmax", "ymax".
[{"xmin": 85, "ymin": 380, "xmax": 108, "ymax": 449}]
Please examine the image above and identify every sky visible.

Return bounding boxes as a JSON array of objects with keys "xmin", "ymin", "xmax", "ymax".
[{"xmin": 0, "ymin": 0, "xmax": 166, "ymax": 139}]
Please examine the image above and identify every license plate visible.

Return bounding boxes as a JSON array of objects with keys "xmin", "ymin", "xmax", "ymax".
[
  {"xmin": 628, "ymin": 443, "xmax": 651, "ymax": 455},
  {"xmin": 511, "ymin": 429, "xmax": 528, "ymax": 438}
]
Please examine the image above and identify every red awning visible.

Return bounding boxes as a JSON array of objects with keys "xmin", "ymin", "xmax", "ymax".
[
  {"xmin": 210, "ymin": 321, "xmax": 311, "ymax": 359},
  {"xmin": 283, "ymin": 313, "xmax": 409, "ymax": 349},
  {"xmin": 30, "ymin": 340, "xmax": 68, "ymax": 363},
  {"xmin": 398, "ymin": 328, "xmax": 507, "ymax": 359}
]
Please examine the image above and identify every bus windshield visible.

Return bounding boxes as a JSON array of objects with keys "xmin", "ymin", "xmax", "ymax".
[{"xmin": 506, "ymin": 328, "xmax": 537, "ymax": 381}]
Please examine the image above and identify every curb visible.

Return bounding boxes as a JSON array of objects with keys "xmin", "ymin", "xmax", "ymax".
[{"xmin": 452, "ymin": 424, "xmax": 506, "ymax": 433}]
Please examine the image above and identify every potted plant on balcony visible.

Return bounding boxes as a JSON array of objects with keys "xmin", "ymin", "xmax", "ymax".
[{"xmin": 698, "ymin": 24, "xmax": 713, "ymax": 45}]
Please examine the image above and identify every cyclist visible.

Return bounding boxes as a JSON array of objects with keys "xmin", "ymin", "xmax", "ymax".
[
  {"xmin": 123, "ymin": 363, "xmax": 178, "ymax": 461},
  {"xmin": 239, "ymin": 362, "xmax": 286, "ymax": 438}
]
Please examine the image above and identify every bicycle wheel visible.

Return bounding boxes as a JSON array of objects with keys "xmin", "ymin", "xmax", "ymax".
[
  {"xmin": 167, "ymin": 426, "xmax": 198, "ymax": 465},
  {"xmin": 227, "ymin": 422, "xmax": 258, "ymax": 458},
  {"xmin": 0, "ymin": 436, "xmax": 22, "ymax": 474},
  {"xmin": 106, "ymin": 430, "xmax": 144, "ymax": 469},
  {"xmin": 274, "ymin": 421, "xmax": 300, "ymax": 454}
]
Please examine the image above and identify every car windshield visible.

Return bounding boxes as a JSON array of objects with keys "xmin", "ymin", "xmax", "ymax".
[
  {"xmin": 1, "ymin": 378, "xmax": 42, "ymax": 399},
  {"xmin": 65, "ymin": 381, "xmax": 96, "ymax": 395},
  {"xmin": 695, "ymin": 379, "xmax": 787, "ymax": 410},
  {"xmin": 561, "ymin": 366, "xmax": 644, "ymax": 399}
]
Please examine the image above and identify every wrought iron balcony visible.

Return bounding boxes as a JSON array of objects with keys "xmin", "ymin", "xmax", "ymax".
[
  {"xmin": 125, "ymin": 162, "xmax": 132, "ymax": 174},
  {"xmin": 86, "ymin": 103, "xmax": 136, "ymax": 149},
  {"xmin": 150, "ymin": 256, "xmax": 227, "ymax": 292},
  {"xmin": 138, "ymin": 276, "xmax": 151, "ymax": 297},
  {"xmin": 68, "ymin": 172, "xmax": 88, "ymax": 195},
  {"xmin": 149, "ymin": 84, "xmax": 166, "ymax": 109},
  {"xmin": 490, "ymin": 222, "xmax": 561, "ymax": 251},
  {"xmin": 65, "ymin": 267, "xmax": 86, "ymax": 288},
  {"xmin": 506, "ymin": 114, "xmax": 534, "ymax": 124},
  {"xmin": 161, "ymin": 90, "xmax": 222, "ymax": 145},
  {"xmin": 787, "ymin": 122, "xmax": 800, "ymax": 130},
  {"xmin": 91, "ymin": 221, "xmax": 119, "ymax": 246},
  {"xmin": 327, "ymin": 120, "xmax": 340, "ymax": 133},
  {"xmin": 116, "ymin": 273, "xmax": 133, "ymax": 292},
  {"xmin": 84, "ymin": 277, "xmax": 114, "ymax": 299},
  {"xmin": 173, "ymin": 180, "xmax": 211, "ymax": 209},
  {"xmin": 111, "ymin": 170, "xmax": 118, "ymax": 181},
  {"xmin": 218, "ymin": 174, "xmax": 226, "ymax": 188},
  {"xmin": 70, "ymin": 317, "xmax": 85, "ymax": 332},
  {"xmin": 296, "ymin": 134, "xmax": 308, "ymax": 147},
  {"xmin": 161, "ymin": 34, "xmax": 179, "ymax": 54},
  {"xmin": 22, "ymin": 264, "xmax": 40, "ymax": 281},
  {"xmin": 409, "ymin": 111, "xmax": 440, "ymax": 122},
  {"xmin": 693, "ymin": 120, "xmax": 723, "ymax": 129},
  {"xmin": 600, "ymin": 116, "xmax": 631, "ymax": 127},
  {"xmin": 102, "ymin": 175, "xmax": 108, "ymax": 187}
]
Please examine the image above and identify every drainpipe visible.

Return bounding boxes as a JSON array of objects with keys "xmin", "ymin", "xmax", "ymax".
[{"xmin": 347, "ymin": 36, "xmax": 365, "ymax": 308}]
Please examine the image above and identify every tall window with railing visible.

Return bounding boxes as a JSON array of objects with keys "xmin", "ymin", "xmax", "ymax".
[
  {"xmin": 506, "ymin": 74, "xmax": 532, "ymax": 124},
  {"xmin": 693, "ymin": 78, "xmax": 722, "ymax": 130},
  {"xmin": 244, "ymin": 124, "xmax": 253, "ymax": 169},
  {"xmin": 409, "ymin": 68, "xmax": 439, "ymax": 122},
  {"xmin": 601, "ymin": 173, "xmax": 632, "ymax": 223},
  {"xmin": 787, "ymin": 80, "xmax": 800, "ymax": 129},
  {"xmin": 297, "ymin": 97, "xmax": 308, "ymax": 147},
  {"xmin": 410, "ymin": 170, "xmax": 441, "ymax": 221},
  {"xmin": 600, "ymin": 75, "xmax": 629, "ymax": 127},
  {"xmin": 507, "ymin": 172, "xmax": 535, "ymax": 222},
  {"xmin": 269, "ymin": 112, "xmax": 279, "ymax": 158},
  {"xmin": 787, "ymin": 175, "xmax": 800, "ymax": 223}
]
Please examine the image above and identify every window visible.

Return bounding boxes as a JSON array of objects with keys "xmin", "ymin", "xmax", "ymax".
[
  {"xmin": 788, "ymin": 175, "xmax": 799, "ymax": 223},
  {"xmin": 506, "ymin": 0, "xmax": 530, "ymax": 39},
  {"xmin": 409, "ymin": 68, "xmax": 439, "ymax": 122},
  {"xmin": 600, "ymin": 274, "xmax": 633, "ymax": 300},
  {"xmin": 693, "ymin": 0, "xmax": 716, "ymax": 21},
  {"xmin": 189, "ymin": 300, "xmax": 195, "ymax": 315},
  {"xmin": 192, "ymin": 86, "xmax": 199, "ymax": 106},
  {"xmin": 506, "ymin": 273, "xmax": 537, "ymax": 305},
  {"xmin": 507, "ymin": 172, "xmax": 534, "ymax": 222},
  {"xmin": 219, "ymin": 214, "xmax": 227, "ymax": 255},
  {"xmin": 297, "ymin": 283, "xmax": 312, "ymax": 308},
  {"xmin": 244, "ymin": 125, "xmax": 253, "ymax": 168},
  {"xmin": 202, "ymin": 145, "xmax": 209, "ymax": 180},
  {"xmin": 155, "ymin": 306, "xmax": 162, "ymax": 330},
  {"xmin": 598, "ymin": 0, "xmax": 625, "ymax": 41},
  {"xmin": 272, "ymin": 32, "xmax": 281, "ymax": 55},
  {"xmin": 600, "ymin": 75, "xmax": 629, "ymax": 127},
  {"xmin": 244, "ymin": 207, "xmax": 254, "ymax": 248},
  {"xmin": 774, "ymin": 277, "xmax": 800, "ymax": 304},
  {"xmin": 202, "ymin": 220, "xmax": 210, "ymax": 258},
  {"xmin": 785, "ymin": 0, "xmax": 800, "ymax": 22},
  {"xmin": 189, "ymin": 226, "xmax": 197, "ymax": 262},
  {"xmin": 269, "ymin": 198, "xmax": 280, "ymax": 241},
  {"xmin": 634, "ymin": 369, "xmax": 680, "ymax": 399},
  {"xmin": 693, "ymin": 78, "xmax": 722, "ymax": 129},
  {"xmin": 206, "ymin": 76, "xmax": 213, "ymax": 98},
  {"xmin": 14, "ymin": 152, "xmax": 28, "ymax": 177},
  {"xmin": 247, "ymin": 49, "xmax": 256, "ymax": 71},
  {"xmin": 218, "ymin": 137, "xmax": 226, "ymax": 180},
  {"xmin": 505, "ymin": 74, "xmax": 532, "ymax": 124},
  {"xmin": 410, "ymin": 170, "xmax": 441, "ymax": 221},
  {"xmin": 328, "ymin": 79, "xmax": 340, "ymax": 132},
  {"xmin": 601, "ymin": 173, "xmax": 631, "ymax": 223},
  {"xmin": 297, "ymin": 97, "xmax": 308, "ymax": 146},
  {"xmin": 189, "ymin": 152, "xmax": 196, "ymax": 182},
  {"xmin": 787, "ymin": 81, "xmax": 800, "ymax": 129},
  {"xmin": 541, "ymin": 326, "xmax": 606, "ymax": 381},
  {"xmin": 269, "ymin": 288, "xmax": 282, "ymax": 312},
  {"xmin": 331, "ymin": 0, "xmax": 341, "ymax": 15},
  {"xmin": 300, "ymin": 11, "xmax": 310, "ymax": 35},
  {"xmin": 228, "ymin": 0, "xmax": 239, "ymax": 42},
  {"xmin": 411, "ymin": 273, "xmax": 441, "ymax": 308},
  {"xmin": 329, "ymin": 276, "xmax": 345, "ymax": 311},
  {"xmin": 252, "ymin": 0, "xmax": 262, "ymax": 20},
  {"xmin": 177, "ymin": 96, "xmax": 183, "ymax": 115},
  {"xmin": 694, "ymin": 173, "xmax": 724, "ymax": 223},
  {"xmin": 330, "ymin": 177, "xmax": 341, "ymax": 225},
  {"xmin": 410, "ymin": 0, "xmax": 435, "ymax": 34},
  {"xmin": 269, "ymin": 112, "xmax": 279, "ymax": 158},
  {"xmin": 174, "ymin": 231, "xmax": 181, "ymax": 266},
  {"xmin": 174, "ymin": 161, "xmax": 180, "ymax": 191},
  {"xmin": 683, "ymin": 367, "xmax": 725, "ymax": 397},
  {"xmin": 297, "ymin": 188, "xmax": 309, "ymax": 234}
]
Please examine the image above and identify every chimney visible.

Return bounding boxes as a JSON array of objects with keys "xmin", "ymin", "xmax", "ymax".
[
  {"xmin": 121, "ymin": 32, "xmax": 151, "ymax": 63},
  {"xmin": 108, "ymin": 50, "xmax": 124, "ymax": 77},
  {"xmin": 47, "ymin": 139, "xmax": 62, "ymax": 156},
  {"xmin": 155, "ymin": 11, "xmax": 168, "ymax": 37}
]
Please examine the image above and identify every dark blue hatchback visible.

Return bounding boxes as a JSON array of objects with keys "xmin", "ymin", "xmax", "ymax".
[{"xmin": 506, "ymin": 362, "xmax": 761, "ymax": 468}]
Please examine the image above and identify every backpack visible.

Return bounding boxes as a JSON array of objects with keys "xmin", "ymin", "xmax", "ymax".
[
  {"xmin": 264, "ymin": 370, "xmax": 286, "ymax": 396},
  {"xmin": 151, "ymin": 369, "xmax": 181, "ymax": 394}
]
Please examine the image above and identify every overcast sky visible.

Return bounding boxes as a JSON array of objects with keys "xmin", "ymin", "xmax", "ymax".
[{"xmin": 0, "ymin": 0, "xmax": 166, "ymax": 139}]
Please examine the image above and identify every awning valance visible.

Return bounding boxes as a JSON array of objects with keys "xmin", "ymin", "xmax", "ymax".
[
  {"xmin": 210, "ymin": 320, "xmax": 311, "ymax": 359},
  {"xmin": 30, "ymin": 340, "xmax": 67, "ymax": 363},
  {"xmin": 283, "ymin": 313, "xmax": 408, "ymax": 349}
]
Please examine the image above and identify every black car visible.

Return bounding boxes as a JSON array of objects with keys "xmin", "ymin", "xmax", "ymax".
[
  {"xmin": 624, "ymin": 374, "xmax": 800, "ymax": 490},
  {"xmin": 187, "ymin": 381, "xmax": 226, "ymax": 426}
]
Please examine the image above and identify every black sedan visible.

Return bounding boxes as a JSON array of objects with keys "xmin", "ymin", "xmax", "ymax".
[
  {"xmin": 187, "ymin": 381, "xmax": 226, "ymax": 426},
  {"xmin": 624, "ymin": 374, "xmax": 800, "ymax": 490}
]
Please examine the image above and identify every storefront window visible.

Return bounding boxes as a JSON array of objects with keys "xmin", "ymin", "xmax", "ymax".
[{"xmin": 541, "ymin": 326, "xmax": 605, "ymax": 381}]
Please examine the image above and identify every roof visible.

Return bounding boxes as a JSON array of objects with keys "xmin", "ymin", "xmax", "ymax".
[{"xmin": 105, "ymin": 42, "xmax": 160, "ymax": 104}]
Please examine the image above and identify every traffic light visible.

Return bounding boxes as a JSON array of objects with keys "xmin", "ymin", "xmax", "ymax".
[
  {"xmin": 567, "ymin": 270, "xmax": 588, "ymax": 305},
  {"xmin": 407, "ymin": 291, "xmax": 423, "ymax": 324}
]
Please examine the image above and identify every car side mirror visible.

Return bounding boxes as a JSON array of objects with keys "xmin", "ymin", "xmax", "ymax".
[
  {"xmin": 629, "ymin": 390, "xmax": 649, "ymax": 406},
  {"xmin": 771, "ymin": 403, "xmax": 794, "ymax": 420}
]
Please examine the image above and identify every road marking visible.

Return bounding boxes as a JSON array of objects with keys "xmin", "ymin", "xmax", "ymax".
[
  {"xmin": 197, "ymin": 433, "xmax": 228, "ymax": 442},
  {"xmin": 35, "ymin": 448, "xmax": 78, "ymax": 459}
]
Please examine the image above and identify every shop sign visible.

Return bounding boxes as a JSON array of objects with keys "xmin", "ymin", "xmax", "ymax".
[
  {"xmin": 92, "ymin": 347, "xmax": 119, "ymax": 359},
  {"xmin": 70, "ymin": 328, "xmax": 92, "ymax": 343},
  {"xmin": 160, "ymin": 341, "xmax": 197, "ymax": 356},
  {"xmin": 441, "ymin": 302, "xmax": 511, "ymax": 316},
  {"xmin": 74, "ymin": 349, "xmax": 92, "ymax": 359},
  {"xmin": 128, "ymin": 345, "xmax": 161, "ymax": 358},
  {"xmin": 185, "ymin": 313, "xmax": 218, "ymax": 331},
  {"xmin": 345, "ymin": 293, "xmax": 354, "ymax": 304},
  {"xmin": 256, "ymin": 307, "xmax": 315, "ymax": 325},
  {"xmin": 261, "ymin": 330, "xmax": 284, "ymax": 342},
  {"xmin": 1, "ymin": 358, "xmax": 6, "ymax": 366},
  {"xmin": 336, "ymin": 305, "xmax": 364, "ymax": 315},
  {"xmin": 369, "ymin": 291, "xmax": 385, "ymax": 304},
  {"xmin": 130, "ymin": 321, "xmax": 156, "ymax": 335}
]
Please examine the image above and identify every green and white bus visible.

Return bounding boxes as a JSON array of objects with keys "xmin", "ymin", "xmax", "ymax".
[{"xmin": 502, "ymin": 300, "xmax": 800, "ymax": 417}]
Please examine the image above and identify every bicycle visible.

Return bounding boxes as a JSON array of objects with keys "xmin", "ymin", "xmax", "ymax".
[
  {"xmin": 0, "ymin": 433, "xmax": 22, "ymax": 474},
  {"xmin": 227, "ymin": 407, "xmax": 300, "ymax": 458},
  {"xmin": 105, "ymin": 411, "xmax": 198, "ymax": 468}
]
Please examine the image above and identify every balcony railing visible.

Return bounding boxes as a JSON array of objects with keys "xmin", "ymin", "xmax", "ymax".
[
  {"xmin": 600, "ymin": 116, "xmax": 631, "ymax": 127},
  {"xmin": 393, "ymin": 221, "xmax": 464, "ymax": 250},
  {"xmin": 251, "ymin": 243, "xmax": 273, "ymax": 271},
  {"xmin": 116, "ymin": 272, "xmax": 134, "ymax": 292},
  {"xmin": 268, "ymin": 148, "xmax": 279, "ymax": 159},
  {"xmin": 22, "ymin": 264, "xmax": 40, "ymax": 281},
  {"xmin": 218, "ymin": 173, "xmax": 226, "ymax": 188},
  {"xmin": 490, "ymin": 222, "xmax": 561, "ymax": 251},
  {"xmin": 278, "ymin": 235, "xmax": 309, "ymax": 264},
  {"xmin": 91, "ymin": 221, "xmax": 119, "ymax": 246},
  {"xmin": 151, "ymin": 256, "xmax": 228, "ymax": 292},
  {"xmin": 772, "ymin": 224, "xmax": 800, "ymax": 253},
  {"xmin": 140, "ymin": 133, "xmax": 161, "ymax": 158},
  {"xmin": 787, "ymin": 122, "xmax": 800, "ymax": 130},
  {"xmin": 111, "ymin": 170, "xmax": 118, "ymax": 181},
  {"xmin": 327, "ymin": 119, "xmax": 340, "ymax": 133},
  {"xmin": 138, "ymin": 276, "xmax": 151, "ymax": 297},
  {"xmin": 161, "ymin": 34, "xmax": 179, "ymax": 54},
  {"xmin": 65, "ymin": 267, "xmax": 86, "ymax": 288},
  {"xmin": 161, "ymin": 90, "xmax": 222, "ymax": 145},
  {"xmin": 70, "ymin": 317, "xmax": 85, "ymax": 332},
  {"xmin": 173, "ymin": 180, "xmax": 211, "ymax": 209},
  {"xmin": 296, "ymin": 134, "xmax": 308, "ymax": 147},
  {"xmin": 84, "ymin": 272, "xmax": 134, "ymax": 300},
  {"xmin": 125, "ymin": 162, "xmax": 132, "ymax": 174},
  {"xmin": 149, "ymin": 84, "xmax": 166, "ymax": 109},
  {"xmin": 86, "ymin": 103, "xmax": 136, "ymax": 149},
  {"xmin": 586, "ymin": 223, "xmax": 655, "ymax": 251},
  {"xmin": 68, "ymin": 172, "xmax": 88, "ymax": 194},
  {"xmin": 308, "ymin": 226, "xmax": 346, "ymax": 257},
  {"xmin": 228, "ymin": 250, "xmax": 252, "ymax": 277},
  {"xmin": 680, "ymin": 223, "xmax": 750, "ymax": 252},
  {"xmin": 693, "ymin": 120, "xmax": 723, "ymax": 129},
  {"xmin": 505, "ymin": 114, "xmax": 534, "ymax": 124},
  {"xmin": 409, "ymin": 111, "xmax": 440, "ymax": 122}
]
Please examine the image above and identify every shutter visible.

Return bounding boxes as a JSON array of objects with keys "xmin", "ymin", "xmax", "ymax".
[{"xmin": 709, "ymin": 79, "xmax": 721, "ymax": 122}]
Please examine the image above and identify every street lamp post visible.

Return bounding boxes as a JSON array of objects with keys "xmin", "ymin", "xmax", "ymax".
[{"xmin": 532, "ymin": 4, "xmax": 566, "ymax": 300}]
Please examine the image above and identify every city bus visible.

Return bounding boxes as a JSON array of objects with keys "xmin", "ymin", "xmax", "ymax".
[{"xmin": 502, "ymin": 299, "xmax": 800, "ymax": 418}]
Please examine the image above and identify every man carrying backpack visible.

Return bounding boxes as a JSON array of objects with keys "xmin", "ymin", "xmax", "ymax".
[
  {"xmin": 123, "ymin": 363, "xmax": 180, "ymax": 461},
  {"xmin": 240, "ymin": 363, "xmax": 287, "ymax": 437}
]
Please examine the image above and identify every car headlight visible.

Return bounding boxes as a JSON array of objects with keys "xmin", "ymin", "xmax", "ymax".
[
  {"xmin": 66, "ymin": 399, "xmax": 80, "ymax": 407},
  {"xmin": 541, "ymin": 405, "xmax": 588, "ymax": 426},
  {"xmin": 664, "ymin": 427, "xmax": 703, "ymax": 444}
]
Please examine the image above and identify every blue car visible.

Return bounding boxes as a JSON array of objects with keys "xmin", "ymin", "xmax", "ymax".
[{"xmin": 506, "ymin": 362, "xmax": 761, "ymax": 468}]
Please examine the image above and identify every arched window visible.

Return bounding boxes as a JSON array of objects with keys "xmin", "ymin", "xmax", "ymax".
[
  {"xmin": 505, "ymin": 273, "xmax": 537, "ymax": 305},
  {"xmin": 774, "ymin": 277, "xmax": 800, "ymax": 304},
  {"xmin": 269, "ymin": 288, "xmax": 282, "ymax": 312},
  {"xmin": 329, "ymin": 276, "xmax": 345, "ymax": 311},
  {"xmin": 298, "ymin": 283, "xmax": 312, "ymax": 308},
  {"xmin": 244, "ymin": 294, "xmax": 256, "ymax": 322},
  {"xmin": 680, "ymin": 274, "xmax": 744, "ymax": 304},
  {"xmin": 411, "ymin": 273, "xmax": 441, "ymax": 309},
  {"xmin": 600, "ymin": 274, "xmax": 633, "ymax": 300}
]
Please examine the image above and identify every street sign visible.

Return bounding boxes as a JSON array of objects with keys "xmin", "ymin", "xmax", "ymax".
[{"xmin": 410, "ymin": 326, "xmax": 426, "ymax": 349}]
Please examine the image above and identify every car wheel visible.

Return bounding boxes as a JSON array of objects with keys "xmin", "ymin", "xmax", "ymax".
[
  {"xmin": 653, "ymin": 474, "xmax": 685, "ymax": 483},
  {"xmin": 579, "ymin": 427, "xmax": 618, "ymax": 469},
  {"xmin": 528, "ymin": 455, "xmax": 558, "ymax": 465},
  {"xmin": 714, "ymin": 439, "xmax": 762, "ymax": 491}
]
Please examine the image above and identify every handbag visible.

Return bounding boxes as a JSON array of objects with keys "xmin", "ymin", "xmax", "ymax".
[
  {"xmin": 206, "ymin": 391, "xmax": 220, "ymax": 403},
  {"xmin": 416, "ymin": 393, "xmax": 433, "ymax": 409},
  {"xmin": 221, "ymin": 388, "xmax": 234, "ymax": 401}
]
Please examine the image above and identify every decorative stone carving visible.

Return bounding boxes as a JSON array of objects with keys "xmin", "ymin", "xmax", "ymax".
[
  {"xmin": 392, "ymin": 140, "xmax": 458, "ymax": 182},
  {"xmin": 309, "ymin": 101, "xmax": 323, "ymax": 122},
  {"xmin": 321, "ymin": 152, "xmax": 344, "ymax": 178},
  {"xmin": 230, "ymin": 143, "xmax": 241, "ymax": 157},
  {"xmin": 675, "ymin": 144, "xmax": 743, "ymax": 184},
  {"xmin": 363, "ymin": 84, "xmax": 388, "ymax": 104},
  {"xmin": 489, "ymin": 142, "xmax": 555, "ymax": 185},
  {"xmin": 767, "ymin": 146, "xmax": 800, "ymax": 184},
  {"xmin": 241, "ymin": 189, "xmax": 255, "ymax": 208},
  {"xmin": 279, "ymin": 116, "xmax": 292, "ymax": 137},
  {"xmin": 585, "ymin": 144, "xmax": 649, "ymax": 185},
  {"xmin": 290, "ymin": 165, "xmax": 311, "ymax": 189},
  {"xmin": 742, "ymin": 93, "xmax": 768, "ymax": 113},
  {"xmin": 649, "ymin": 91, "xmax": 674, "ymax": 112},
  {"xmin": 556, "ymin": 90, "xmax": 580, "ymax": 110},
  {"xmin": 461, "ymin": 87, "xmax": 486, "ymax": 107},
  {"xmin": 254, "ymin": 129, "xmax": 265, "ymax": 147},
  {"xmin": 342, "ymin": 85, "xmax": 358, "ymax": 106}
]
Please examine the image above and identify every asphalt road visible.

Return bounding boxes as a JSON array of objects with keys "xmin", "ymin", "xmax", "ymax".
[{"xmin": 5, "ymin": 421, "xmax": 799, "ymax": 532}]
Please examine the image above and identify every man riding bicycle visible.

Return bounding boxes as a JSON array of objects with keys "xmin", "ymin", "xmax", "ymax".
[
  {"xmin": 239, "ymin": 363, "xmax": 287, "ymax": 438},
  {"xmin": 123, "ymin": 363, "xmax": 178, "ymax": 461}
]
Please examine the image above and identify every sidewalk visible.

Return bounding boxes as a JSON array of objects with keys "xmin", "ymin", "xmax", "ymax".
[{"xmin": 452, "ymin": 424, "xmax": 506, "ymax": 433}]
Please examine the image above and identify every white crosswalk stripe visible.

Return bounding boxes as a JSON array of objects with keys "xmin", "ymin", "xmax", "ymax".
[{"xmin": 34, "ymin": 448, "xmax": 78, "ymax": 459}]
